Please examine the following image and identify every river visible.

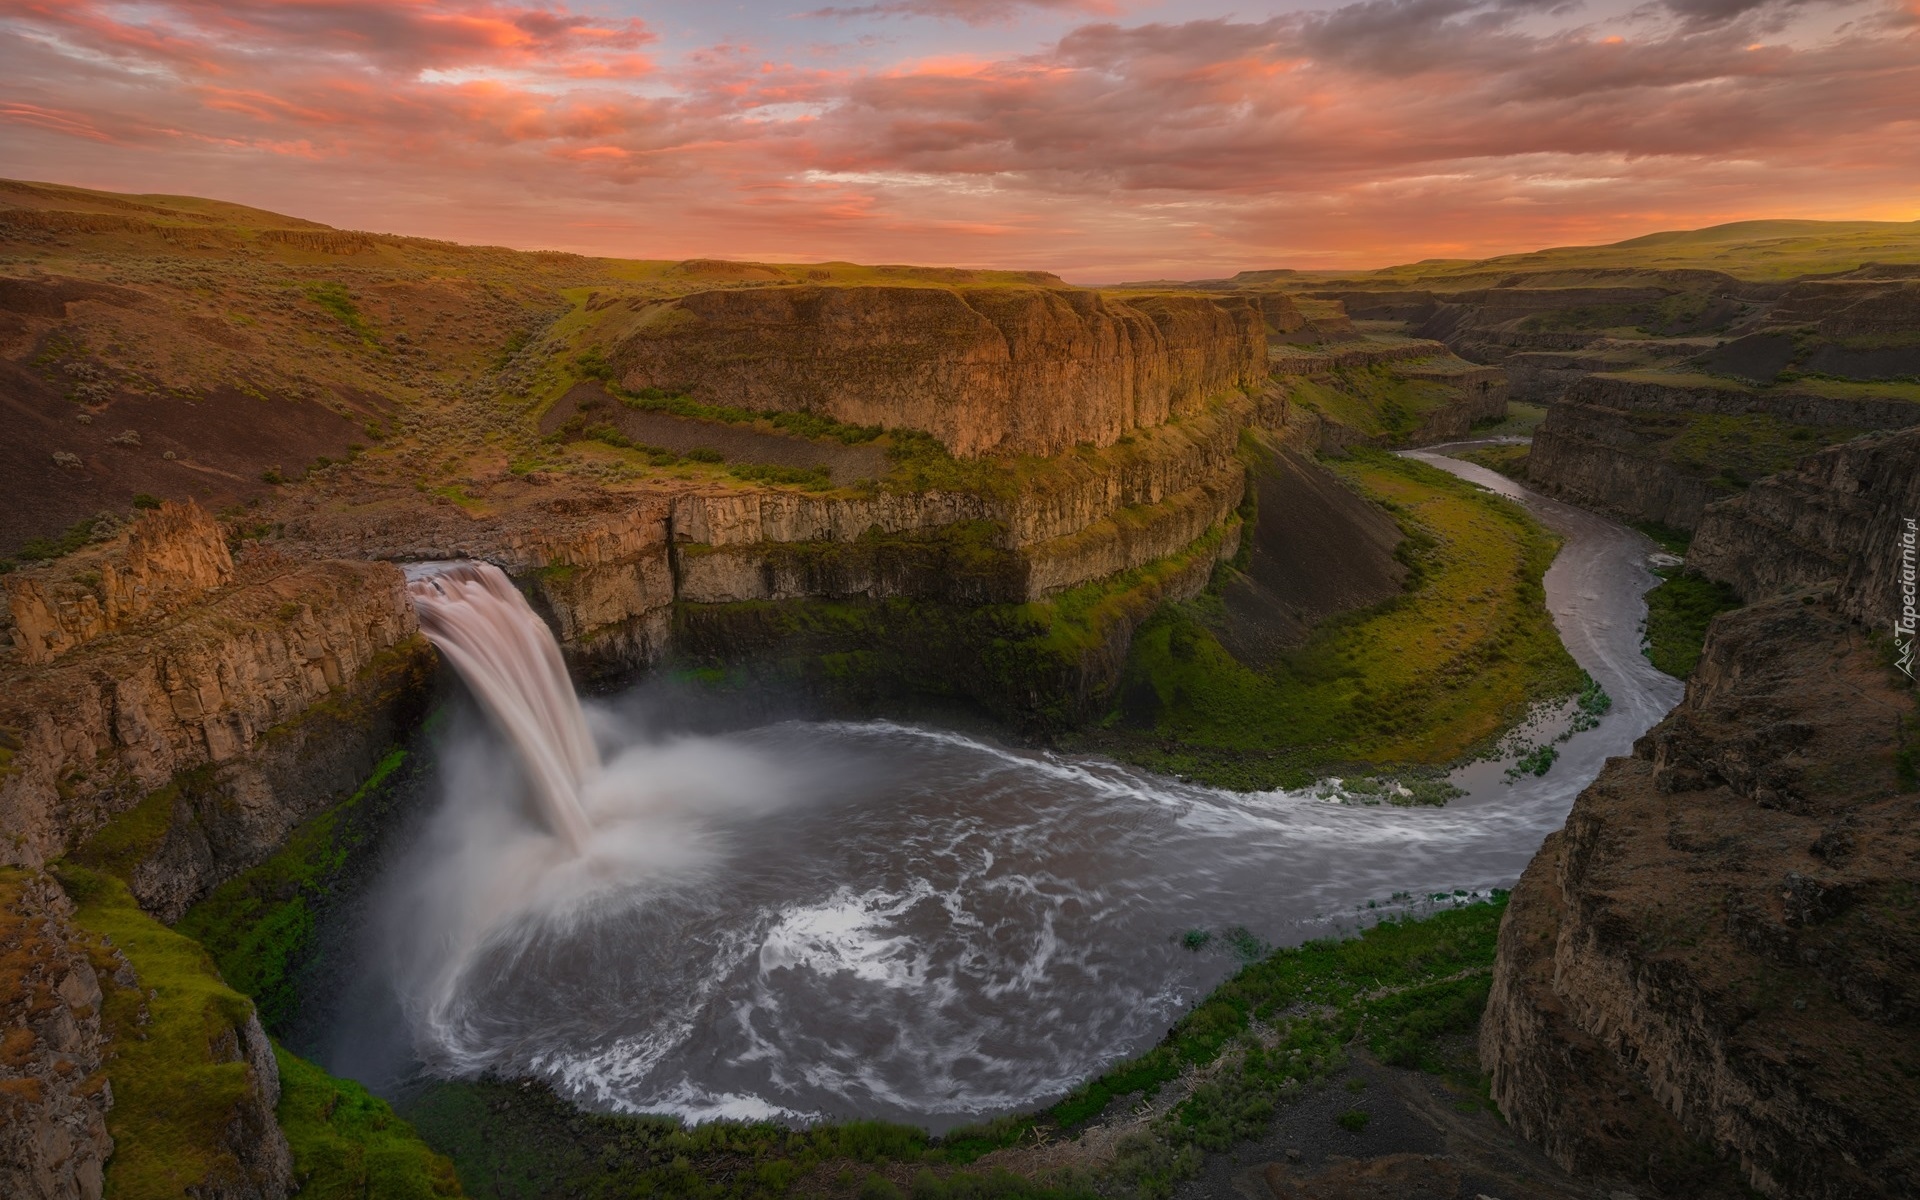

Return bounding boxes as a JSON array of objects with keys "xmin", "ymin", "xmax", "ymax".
[{"xmin": 310, "ymin": 444, "xmax": 1684, "ymax": 1132}]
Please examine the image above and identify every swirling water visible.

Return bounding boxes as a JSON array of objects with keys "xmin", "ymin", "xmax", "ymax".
[{"xmin": 323, "ymin": 449, "xmax": 1683, "ymax": 1131}]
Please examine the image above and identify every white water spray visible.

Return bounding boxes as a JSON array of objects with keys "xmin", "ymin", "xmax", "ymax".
[{"xmin": 405, "ymin": 561, "xmax": 597, "ymax": 853}]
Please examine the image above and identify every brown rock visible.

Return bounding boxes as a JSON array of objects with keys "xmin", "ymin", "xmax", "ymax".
[
  {"xmin": 1481, "ymin": 596, "xmax": 1919, "ymax": 1198},
  {"xmin": 0, "ymin": 869, "xmax": 113, "ymax": 1200},
  {"xmin": 609, "ymin": 286, "xmax": 1267, "ymax": 457},
  {"xmin": 3, "ymin": 500, "xmax": 233, "ymax": 665}
]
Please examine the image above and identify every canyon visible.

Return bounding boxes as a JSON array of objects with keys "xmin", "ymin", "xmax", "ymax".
[
  {"xmin": 1480, "ymin": 427, "xmax": 1920, "ymax": 1200},
  {"xmin": 2, "ymin": 187, "xmax": 1917, "ymax": 1200}
]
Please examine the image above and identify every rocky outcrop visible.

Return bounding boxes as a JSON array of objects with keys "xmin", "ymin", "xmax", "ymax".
[
  {"xmin": 1690, "ymin": 425, "xmax": 1920, "ymax": 621},
  {"xmin": 1525, "ymin": 374, "xmax": 1920, "ymax": 530},
  {"xmin": 1481, "ymin": 594, "xmax": 1919, "ymax": 1198},
  {"xmin": 0, "ymin": 552, "xmax": 430, "ymax": 918},
  {"xmin": 1267, "ymin": 339, "xmax": 1456, "ymax": 375},
  {"xmin": 1525, "ymin": 401, "xmax": 1722, "ymax": 529},
  {"xmin": 1498, "ymin": 346, "xmax": 1664, "ymax": 403},
  {"xmin": 0, "ymin": 870, "xmax": 114, "ymax": 1200},
  {"xmin": 198, "ymin": 1008, "xmax": 291, "ymax": 1200},
  {"xmin": 1560, "ymin": 374, "xmax": 1920, "ymax": 429},
  {"xmin": 3, "ymin": 501, "xmax": 233, "ymax": 665},
  {"xmin": 607, "ymin": 286, "xmax": 1268, "ymax": 457}
]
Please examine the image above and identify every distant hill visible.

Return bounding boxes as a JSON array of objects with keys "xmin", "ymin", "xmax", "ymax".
[{"xmin": 1134, "ymin": 218, "xmax": 1920, "ymax": 291}]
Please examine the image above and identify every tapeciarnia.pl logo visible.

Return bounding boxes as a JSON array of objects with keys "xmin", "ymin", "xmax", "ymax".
[{"xmin": 1898, "ymin": 516, "xmax": 1917, "ymax": 680}]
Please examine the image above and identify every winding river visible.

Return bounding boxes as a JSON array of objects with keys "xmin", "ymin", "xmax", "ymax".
[{"xmin": 311, "ymin": 445, "xmax": 1684, "ymax": 1131}]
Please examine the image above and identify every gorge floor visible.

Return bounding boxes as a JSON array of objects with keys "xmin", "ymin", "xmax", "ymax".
[{"xmin": 267, "ymin": 448, "xmax": 1684, "ymax": 1145}]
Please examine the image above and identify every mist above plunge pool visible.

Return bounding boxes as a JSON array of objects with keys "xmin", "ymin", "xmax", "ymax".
[{"xmin": 315, "ymin": 451, "xmax": 1681, "ymax": 1131}]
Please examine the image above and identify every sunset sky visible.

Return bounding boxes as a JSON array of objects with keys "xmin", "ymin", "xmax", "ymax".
[{"xmin": 3, "ymin": 0, "xmax": 1916, "ymax": 280}]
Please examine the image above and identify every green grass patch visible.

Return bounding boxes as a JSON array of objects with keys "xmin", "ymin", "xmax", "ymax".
[
  {"xmin": 1664, "ymin": 412, "xmax": 1861, "ymax": 487},
  {"xmin": 13, "ymin": 514, "xmax": 101, "ymax": 563},
  {"xmin": 1091, "ymin": 450, "xmax": 1581, "ymax": 789},
  {"xmin": 51, "ymin": 863, "xmax": 458, "ymax": 1199},
  {"xmin": 306, "ymin": 282, "xmax": 378, "ymax": 345},
  {"xmin": 730, "ymin": 462, "xmax": 834, "ymax": 489},
  {"xmin": 71, "ymin": 770, "xmax": 205, "ymax": 881},
  {"xmin": 1283, "ymin": 368, "xmax": 1459, "ymax": 445},
  {"xmin": 1632, "ymin": 521, "xmax": 1692, "ymax": 556},
  {"xmin": 276, "ymin": 1046, "xmax": 464, "ymax": 1198},
  {"xmin": 175, "ymin": 748, "xmax": 409, "ymax": 1031},
  {"xmin": 53, "ymin": 864, "xmax": 269, "ymax": 1197},
  {"xmin": 610, "ymin": 380, "xmax": 886, "ymax": 445},
  {"xmin": 1451, "ymin": 444, "xmax": 1529, "ymax": 480},
  {"xmin": 1643, "ymin": 568, "xmax": 1742, "ymax": 679}
]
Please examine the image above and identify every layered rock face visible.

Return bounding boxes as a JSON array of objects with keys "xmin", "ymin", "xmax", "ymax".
[
  {"xmin": 0, "ymin": 870, "xmax": 113, "ymax": 1200},
  {"xmin": 3, "ymin": 501, "xmax": 234, "ymax": 665},
  {"xmin": 284, "ymin": 393, "xmax": 1265, "ymax": 678},
  {"xmin": 1691, "ymin": 425, "xmax": 1920, "ymax": 622},
  {"xmin": 0, "ymin": 537, "xmax": 429, "ymax": 917},
  {"xmin": 1481, "ymin": 595, "xmax": 1919, "ymax": 1198},
  {"xmin": 609, "ymin": 286, "xmax": 1268, "ymax": 457},
  {"xmin": 1525, "ymin": 374, "xmax": 1920, "ymax": 529}
]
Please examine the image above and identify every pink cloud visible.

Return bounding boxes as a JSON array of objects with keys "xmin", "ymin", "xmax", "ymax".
[{"xmin": 0, "ymin": 0, "xmax": 1916, "ymax": 277}]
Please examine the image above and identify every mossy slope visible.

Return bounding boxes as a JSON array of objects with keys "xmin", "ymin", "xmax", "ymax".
[
  {"xmin": 1088, "ymin": 450, "xmax": 1580, "ymax": 789},
  {"xmin": 55, "ymin": 864, "xmax": 459, "ymax": 1198}
]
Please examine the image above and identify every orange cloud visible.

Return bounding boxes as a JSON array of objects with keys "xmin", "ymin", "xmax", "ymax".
[{"xmin": 0, "ymin": 0, "xmax": 1916, "ymax": 278}]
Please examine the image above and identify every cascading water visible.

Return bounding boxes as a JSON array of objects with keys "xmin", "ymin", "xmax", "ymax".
[
  {"xmin": 316, "ymin": 452, "xmax": 1684, "ymax": 1130},
  {"xmin": 405, "ymin": 561, "xmax": 597, "ymax": 854}
]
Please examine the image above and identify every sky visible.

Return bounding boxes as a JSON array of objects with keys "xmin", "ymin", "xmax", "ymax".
[{"xmin": 1, "ymin": 0, "xmax": 1917, "ymax": 280}]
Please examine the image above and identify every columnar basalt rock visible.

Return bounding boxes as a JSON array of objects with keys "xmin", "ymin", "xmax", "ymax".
[
  {"xmin": 609, "ymin": 286, "xmax": 1268, "ymax": 457},
  {"xmin": 1525, "ymin": 375, "xmax": 1920, "ymax": 530},
  {"xmin": 1689, "ymin": 425, "xmax": 1920, "ymax": 624}
]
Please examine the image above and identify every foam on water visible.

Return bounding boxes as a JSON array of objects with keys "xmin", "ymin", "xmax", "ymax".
[{"xmin": 353, "ymin": 451, "xmax": 1684, "ymax": 1130}]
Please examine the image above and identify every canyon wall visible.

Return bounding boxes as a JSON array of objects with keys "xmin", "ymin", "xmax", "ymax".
[
  {"xmin": 1481, "ymin": 594, "xmax": 1918, "ymax": 1199},
  {"xmin": 1482, "ymin": 426, "xmax": 1920, "ymax": 1199},
  {"xmin": 0, "ymin": 870, "xmax": 113, "ymax": 1200},
  {"xmin": 0, "ymin": 506, "xmax": 431, "ymax": 919},
  {"xmin": 3, "ymin": 501, "xmax": 234, "ymax": 665},
  {"xmin": 1689, "ymin": 425, "xmax": 1920, "ymax": 623},
  {"xmin": 1524, "ymin": 375, "xmax": 1920, "ymax": 530},
  {"xmin": 608, "ymin": 286, "xmax": 1269, "ymax": 457}
]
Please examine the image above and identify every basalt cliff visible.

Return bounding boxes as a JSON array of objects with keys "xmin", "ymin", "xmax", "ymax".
[
  {"xmin": 13, "ymin": 189, "xmax": 1917, "ymax": 1200},
  {"xmin": 606, "ymin": 285, "xmax": 1270, "ymax": 457},
  {"xmin": 1480, "ymin": 427, "xmax": 1920, "ymax": 1199}
]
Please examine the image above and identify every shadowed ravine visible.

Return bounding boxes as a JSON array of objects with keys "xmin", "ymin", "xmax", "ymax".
[{"xmin": 311, "ymin": 446, "xmax": 1683, "ymax": 1132}]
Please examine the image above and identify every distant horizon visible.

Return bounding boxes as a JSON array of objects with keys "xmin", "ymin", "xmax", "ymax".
[
  {"xmin": 4, "ymin": 0, "xmax": 1917, "ymax": 280},
  {"xmin": 14, "ymin": 175, "xmax": 1917, "ymax": 287}
]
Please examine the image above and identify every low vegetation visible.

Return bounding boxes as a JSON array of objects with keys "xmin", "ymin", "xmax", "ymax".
[
  {"xmin": 276, "ymin": 1049, "xmax": 465, "ymax": 1199},
  {"xmin": 1089, "ymin": 450, "xmax": 1582, "ymax": 789},
  {"xmin": 1283, "ymin": 367, "xmax": 1458, "ymax": 444},
  {"xmin": 52, "ymin": 864, "xmax": 458, "ymax": 1198},
  {"xmin": 1452, "ymin": 443, "xmax": 1530, "ymax": 480},
  {"xmin": 174, "ymin": 747, "xmax": 413, "ymax": 1029},
  {"xmin": 1643, "ymin": 568, "xmax": 1743, "ymax": 678}
]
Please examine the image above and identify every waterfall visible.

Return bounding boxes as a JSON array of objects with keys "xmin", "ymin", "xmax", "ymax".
[{"xmin": 405, "ymin": 561, "xmax": 597, "ymax": 853}]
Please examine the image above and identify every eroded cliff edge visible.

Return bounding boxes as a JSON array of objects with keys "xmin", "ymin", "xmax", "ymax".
[
  {"xmin": 604, "ymin": 286, "xmax": 1269, "ymax": 458},
  {"xmin": 1481, "ymin": 428, "xmax": 1920, "ymax": 1199}
]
